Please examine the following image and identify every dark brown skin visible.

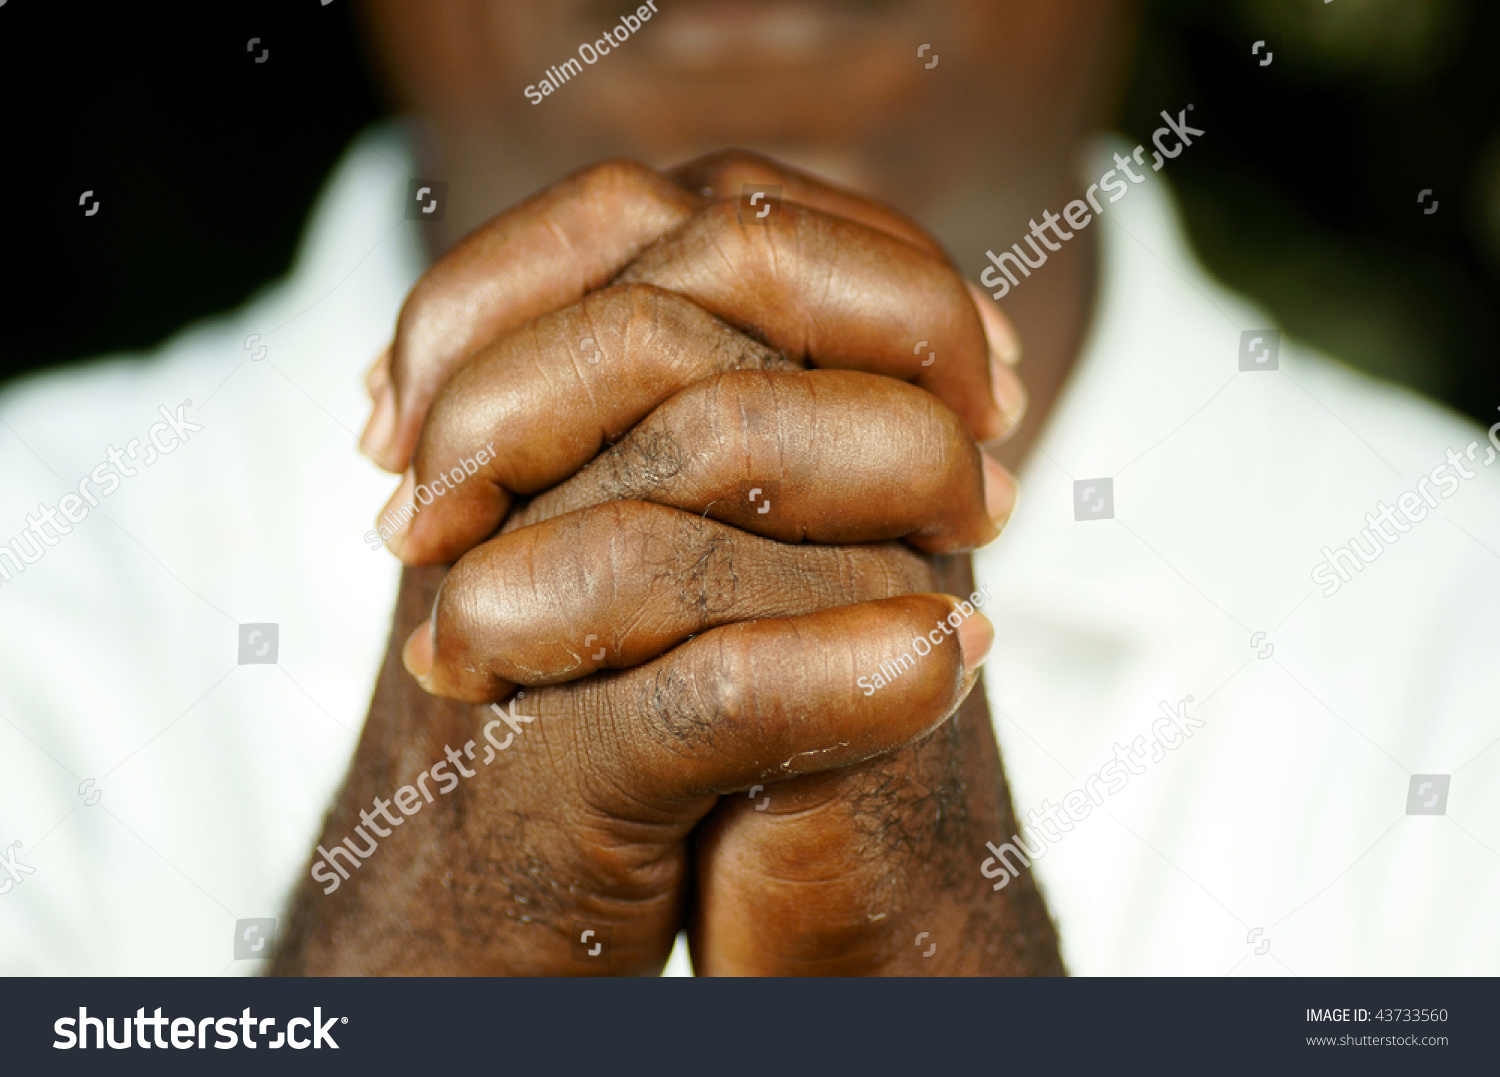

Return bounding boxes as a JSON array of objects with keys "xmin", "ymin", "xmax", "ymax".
[
  {"xmin": 273, "ymin": 0, "xmax": 1142, "ymax": 976},
  {"xmin": 354, "ymin": 0, "xmax": 1132, "ymax": 473},
  {"xmin": 272, "ymin": 152, "xmax": 1061, "ymax": 976},
  {"xmin": 273, "ymin": 561, "xmax": 1004, "ymax": 974},
  {"xmin": 690, "ymin": 566, "xmax": 1060, "ymax": 976},
  {"xmin": 369, "ymin": 156, "xmax": 1023, "ymax": 558}
]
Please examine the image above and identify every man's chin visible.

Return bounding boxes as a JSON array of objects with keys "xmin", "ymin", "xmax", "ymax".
[
  {"xmin": 561, "ymin": 0, "xmax": 924, "ymax": 70},
  {"xmin": 568, "ymin": 42, "xmax": 929, "ymax": 161}
]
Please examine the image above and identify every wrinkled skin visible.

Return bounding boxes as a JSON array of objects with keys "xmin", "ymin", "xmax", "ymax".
[{"xmin": 271, "ymin": 152, "xmax": 1062, "ymax": 976}]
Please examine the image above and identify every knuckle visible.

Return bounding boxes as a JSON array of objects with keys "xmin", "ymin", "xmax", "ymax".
[
  {"xmin": 592, "ymin": 499, "xmax": 681, "ymax": 576},
  {"xmin": 688, "ymin": 147, "xmax": 777, "ymax": 181},
  {"xmin": 612, "ymin": 283, "xmax": 786, "ymax": 377},
  {"xmin": 614, "ymin": 283, "xmax": 687, "ymax": 360},
  {"xmin": 412, "ymin": 381, "xmax": 465, "ymax": 477},
  {"xmin": 634, "ymin": 648, "xmax": 726, "ymax": 758},
  {"xmin": 687, "ymin": 199, "xmax": 760, "ymax": 252},
  {"xmin": 896, "ymin": 386, "xmax": 970, "ymax": 474},
  {"xmin": 835, "ymin": 543, "xmax": 934, "ymax": 602},
  {"xmin": 692, "ymin": 630, "xmax": 766, "ymax": 742},
  {"xmin": 431, "ymin": 558, "xmax": 485, "ymax": 658},
  {"xmin": 632, "ymin": 625, "xmax": 770, "ymax": 764},
  {"xmin": 597, "ymin": 416, "xmax": 687, "ymax": 501},
  {"xmin": 390, "ymin": 278, "xmax": 443, "ymax": 383},
  {"xmin": 695, "ymin": 368, "xmax": 774, "ymax": 435},
  {"xmin": 929, "ymin": 395, "xmax": 973, "ymax": 454},
  {"xmin": 569, "ymin": 158, "xmax": 699, "ymax": 232},
  {"xmin": 572, "ymin": 284, "xmax": 704, "ymax": 376},
  {"xmin": 603, "ymin": 280, "xmax": 675, "ymax": 321},
  {"xmin": 667, "ymin": 513, "xmax": 740, "ymax": 619},
  {"xmin": 573, "ymin": 157, "xmax": 666, "ymax": 200},
  {"xmin": 669, "ymin": 374, "xmax": 766, "ymax": 485},
  {"xmin": 446, "ymin": 532, "xmax": 547, "ymax": 634},
  {"xmin": 625, "ymin": 282, "xmax": 714, "ymax": 339}
]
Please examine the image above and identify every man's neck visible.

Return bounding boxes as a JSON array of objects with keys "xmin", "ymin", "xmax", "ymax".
[
  {"xmin": 925, "ymin": 168, "xmax": 1099, "ymax": 473},
  {"xmin": 992, "ymin": 231, "xmax": 1096, "ymax": 474}
]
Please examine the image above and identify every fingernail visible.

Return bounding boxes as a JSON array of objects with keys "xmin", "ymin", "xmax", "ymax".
[
  {"xmin": 360, "ymin": 380, "xmax": 398, "ymax": 464},
  {"xmin": 990, "ymin": 352, "xmax": 1028, "ymax": 433},
  {"xmin": 378, "ymin": 469, "xmax": 417, "ymax": 559},
  {"xmin": 403, "ymin": 619, "xmax": 434, "ymax": 679},
  {"xmin": 966, "ymin": 280, "xmax": 1022, "ymax": 366},
  {"xmin": 982, "ymin": 452, "xmax": 1018, "ymax": 528},
  {"xmin": 365, "ymin": 345, "xmax": 391, "ymax": 399},
  {"xmin": 956, "ymin": 609, "xmax": 994, "ymax": 674}
]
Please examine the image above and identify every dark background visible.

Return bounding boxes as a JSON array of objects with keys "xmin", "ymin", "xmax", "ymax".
[
  {"xmin": 3, "ymin": 0, "xmax": 1497, "ymax": 426},
  {"xmin": 1120, "ymin": 0, "xmax": 1500, "ymax": 422}
]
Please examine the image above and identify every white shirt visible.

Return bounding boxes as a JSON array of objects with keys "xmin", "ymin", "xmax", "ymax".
[
  {"xmin": 1, "ymin": 129, "xmax": 1495, "ymax": 975},
  {"xmin": 979, "ymin": 141, "xmax": 1500, "ymax": 975}
]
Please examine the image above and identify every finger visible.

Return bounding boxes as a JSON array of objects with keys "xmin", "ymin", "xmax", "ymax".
[
  {"xmin": 617, "ymin": 200, "xmax": 1019, "ymax": 442},
  {"xmin": 456, "ymin": 596, "xmax": 993, "ymax": 803},
  {"xmin": 964, "ymin": 280, "xmax": 1026, "ymax": 438},
  {"xmin": 586, "ymin": 595, "xmax": 994, "ymax": 803},
  {"xmin": 380, "ymin": 283, "xmax": 792, "ymax": 563},
  {"xmin": 365, "ymin": 346, "xmax": 391, "ymax": 399},
  {"xmin": 965, "ymin": 281, "xmax": 1022, "ymax": 368},
  {"xmin": 687, "ymin": 689, "xmax": 1022, "ymax": 976},
  {"xmin": 369, "ymin": 156, "xmax": 1029, "ymax": 474},
  {"xmin": 363, "ymin": 159, "xmax": 702, "ymax": 472},
  {"xmin": 668, "ymin": 148, "xmax": 945, "ymax": 258},
  {"xmin": 403, "ymin": 500, "xmax": 938, "ymax": 702},
  {"xmin": 504, "ymin": 369, "xmax": 1016, "ymax": 551},
  {"xmin": 673, "ymin": 155, "xmax": 1022, "ymax": 391},
  {"xmin": 388, "ymin": 265, "xmax": 1016, "ymax": 565},
  {"xmin": 670, "ymin": 157, "xmax": 1029, "ymax": 407}
]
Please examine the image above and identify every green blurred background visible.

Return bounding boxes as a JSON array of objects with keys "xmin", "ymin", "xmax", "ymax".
[{"xmin": 1119, "ymin": 0, "xmax": 1499, "ymax": 420}]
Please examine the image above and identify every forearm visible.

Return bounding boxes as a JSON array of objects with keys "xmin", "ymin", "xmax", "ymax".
[
  {"xmin": 272, "ymin": 564, "xmax": 693, "ymax": 976},
  {"xmin": 924, "ymin": 682, "xmax": 1064, "ymax": 975},
  {"xmin": 689, "ymin": 555, "xmax": 1064, "ymax": 976},
  {"xmin": 931, "ymin": 554, "xmax": 1062, "ymax": 976},
  {"xmin": 271, "ymin": 567, "xmax": 514, "ymax": 975}
]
